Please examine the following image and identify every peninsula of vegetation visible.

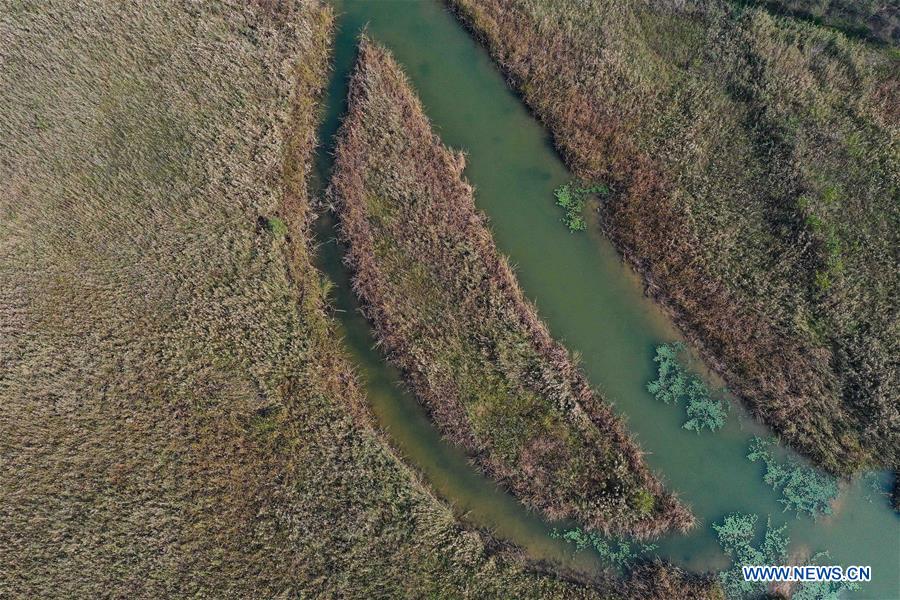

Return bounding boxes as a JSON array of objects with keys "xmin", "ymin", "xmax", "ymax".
[
  {"xmin": 0, "ymin": 2, "xmax": 693, "ymax": 596},
  {"xmin": 450, "ymin": 0, "xmax": 899, "ymax": 476},
  {"xmin": 330, "ymin": 37, "xmax": 692, "ymax": 540}
]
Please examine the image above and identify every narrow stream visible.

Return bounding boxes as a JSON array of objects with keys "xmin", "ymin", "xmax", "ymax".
[{"xmin": 311, "ymin": 1, "xmax": 900, "ymax": 597}]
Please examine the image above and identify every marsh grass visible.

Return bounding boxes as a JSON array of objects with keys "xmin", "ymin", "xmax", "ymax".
[
  {"xmin": 329, "ymin": 37, "xmax": 694, "ymax": 541},
  {"xmin": 449, "ymin": 0, "xmax": 899, "ymax": 475},
  {"xmin": 0, "ymin": 2, "xmax": 646, "ymax": 597}
]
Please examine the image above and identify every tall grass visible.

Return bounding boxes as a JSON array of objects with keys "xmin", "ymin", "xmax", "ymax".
[
  {"xmin": 329, "ymin": 37, "xmax": 694, "ymax": 541},
  {"xmin": 449, "ymin": 0, "xmax": 899, "ymax": 476},
  {"xmin": 0, "ymin": 2, "xmax": 642, "ymax": 596}
]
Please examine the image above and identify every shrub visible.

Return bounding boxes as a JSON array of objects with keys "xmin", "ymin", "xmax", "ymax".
[{"xmin": 266, "ymin": 216, "xmax": 288, "ymax": 237}]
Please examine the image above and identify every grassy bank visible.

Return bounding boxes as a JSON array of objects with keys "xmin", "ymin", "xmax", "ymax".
[
  {"xmin": 449, "ymin": 0, "xmax": 898, "ymax": 475},
  {"xmin": 330, "ymin": 37, "xmax": 692, "ymax": 540},
  {"xmin": 739, "ymin": 0, "xmax": 899, "ymax": 45},
  {"xmin": 0, "ymin": 2, "xmax": 667, "ymax": 596}
]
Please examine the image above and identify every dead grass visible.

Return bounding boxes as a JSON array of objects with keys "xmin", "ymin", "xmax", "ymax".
[
  {"xmin": 449, "ymin": 0, "xmax": 899, "ymax": 476},
  {"xmin": 0, "ymin": 1, "xmax": 643, "ymax": 597},
  {"xmin": 329, "ymin": 37, "xmax": 694, "ymax": 541}
]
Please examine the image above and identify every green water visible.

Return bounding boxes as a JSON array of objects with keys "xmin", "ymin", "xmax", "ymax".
[{"xmin": 311, "ymin": 1, "xmax": 900, "ymax": 596}]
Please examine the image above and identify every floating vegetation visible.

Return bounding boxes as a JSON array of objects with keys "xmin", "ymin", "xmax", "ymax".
[
  {"xmin": 550, "ymin": 527, "xmax": 656, "ymax": 569},
  {"xmin": 714, "ymin": 514, "xmax": 858, "ymax": 600},
  {"xmin": 748, "ymin": 437, "xmax": 839, "ymax": 519},
  {"xmin": 714, "ymin": 513, "xmax": 788, "ymax": 599},
  {"xmin": 791, "ymin": 553, "xmax": 861, "ymax": 600},
  {"xmin": 647, "ymin": 343, "xmax": 727, "ymax": 433},
  {"xmin": 553, "ymin": 182, "xmax": 607, "ymax": 231}
]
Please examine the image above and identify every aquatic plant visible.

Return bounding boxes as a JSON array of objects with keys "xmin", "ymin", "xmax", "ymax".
[
  {"xmin": 748, "ymin": 437, "xmax": 839, "ymax": 518},
  {"xmin": 791, "ymin": 552, "xmax": 860, "ymax": 600},
  {"xmin": 713, "ymin": 513, "xmax": 789, "ymax": 599},
  {"xmin": 647, "ymin": 343, "xmax": 689, "ymax": 405},
  {"xmin": 683, "ymin": 391, "xmax": 727, "ymax": 433},
  {"xmin": 550, "ymin": 527, "xmax": 657, "ymax": 569},
  {"xmin": 647, "ymin": 343, "xmax": 727, "ymax": 432},
  {"xmin": 553, "ymin": 182, "xmax": 607, "ymax": 232},
  {"xmin": 714, "ymin": 515, "xmax": 857, "ymax": 600}
]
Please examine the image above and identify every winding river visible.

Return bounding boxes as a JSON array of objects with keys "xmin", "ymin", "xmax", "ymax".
[{"xmin": 311, "ymin": 1, "xmax": 900, "ymax": 596}]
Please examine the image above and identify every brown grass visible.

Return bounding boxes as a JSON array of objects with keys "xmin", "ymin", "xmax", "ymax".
[
  {"xmin": 448, "ymin": 0, "xmax": 898, "ymax": 475},
  {"xmin": 0, "ymin": 1, "xmax": 658, "ymax": 596},
  {"xmin": 329, "ymin": 36, "xmax": 693, "ymax": 540}
]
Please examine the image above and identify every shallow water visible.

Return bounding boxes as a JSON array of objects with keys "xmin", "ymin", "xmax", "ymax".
[{"xmin": 311, "ymin": 1, "xmax": 900, "ymax": 596}]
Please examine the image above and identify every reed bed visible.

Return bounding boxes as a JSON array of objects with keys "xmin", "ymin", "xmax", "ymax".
[
  {"xmin": 0, "ymin": 2, "xmax": 654, "ymax": 596},
  {"xmin": 449, "ymin": 0, "xmax": 899, "ymax": 476},
  {"xmin": 330, "ymin": 37, "xmax": 694, "ymax": 540}
]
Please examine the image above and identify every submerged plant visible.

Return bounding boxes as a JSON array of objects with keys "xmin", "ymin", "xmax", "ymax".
[
  {"xmin": 550, "ymin": 527, "xmax": 656, "ymax": 569},
  {"xmin": 553, "ymin": 181, "xmax": 607, "ymax": 232},
  {"xmin": 791, "ymin": 552, "xmax": 860, "ymax": 600},
  {"xmin": 714, "ymin": 515, "xmax": 858, "ymax": 600},
  {"xmin": 647, "ymin": 343, "xmax": 726, "ymax": 432},
  {"xmin": 748, "ymin": 437, "xmax": 839, "ymax": 519},
  {"xmin": 713, "ymin": 513, "xmax": 788, "ymax": 599}
]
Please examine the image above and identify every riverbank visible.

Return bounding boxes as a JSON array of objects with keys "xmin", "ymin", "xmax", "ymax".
[
  {"xmin": 448, "ymin": 0, "xmax": 898, "ymax": 476},
  {"xmin": 330, "ymin": 36, "xmax": 692, "ymax": 540}
]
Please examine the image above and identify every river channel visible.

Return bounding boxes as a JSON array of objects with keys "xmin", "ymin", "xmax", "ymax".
[{"xmin": 311, "ymin": 1, "xmax": 900, "ymax": 597}]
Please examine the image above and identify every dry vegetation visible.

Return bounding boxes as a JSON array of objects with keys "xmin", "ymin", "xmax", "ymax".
[
  {"xmin": 329, "ymin": 37, "xmax": 693, "ymax": 541},
  {"xmin": 743, "ymin": 0, "xmax": 900, "ymax": 44},
  {"xmin": 449, "ymin": 0, "xmax": 899, "ymax": 476},
  {"xmin": 0, "ymin": 2, "xmax": 680, "ymax": 597}
]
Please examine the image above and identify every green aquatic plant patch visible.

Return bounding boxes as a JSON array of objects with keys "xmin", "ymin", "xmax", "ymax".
[
  {"xmin": 550, "ymin": 527, "xmax": 658, "ymax": 570},
  {"xmin": 714, "ymin": 513, "xmax": 789, "ymax": 599},
  {"xmin": 748, "ymin": 437, "xmax": 839, "ymax": 518},
  {"xmin": 713, "ymin": 514, "xmax": 858, "ymax": 599},
  {"xmin": 554, "ymin": 182, "xmax": 608, "ymax": 231},
  {"xmin": 648, "ymin": 343, "xmax": 727, "ymax": 433}
]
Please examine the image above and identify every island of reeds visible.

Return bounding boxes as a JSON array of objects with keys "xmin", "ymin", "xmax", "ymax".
[
  {"xmin": 449, "ymin": 0, "xmax": 899, "ymax": 476},
  {"xmin": 329, "ymin": 37, "xmax": 692, "ymax": 540}
]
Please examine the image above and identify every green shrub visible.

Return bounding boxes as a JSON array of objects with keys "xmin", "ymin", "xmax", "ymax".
[{"xmin": 266, "ymin": 216, "xmax": 288, "ymax": 237}]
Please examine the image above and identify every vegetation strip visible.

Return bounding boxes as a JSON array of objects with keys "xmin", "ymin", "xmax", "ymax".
[
  {"xmin": 329, "ymin": 36, "xmax": 692, "ymax": 540},
  {"xmin": 448, "ymin": 0, "xmax": 899, "ymax": 476}
]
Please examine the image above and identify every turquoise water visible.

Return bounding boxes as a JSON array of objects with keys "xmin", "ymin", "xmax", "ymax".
[{"xmin": 311, "ymin": 1, "xmax": 900, "ymax": 596}]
